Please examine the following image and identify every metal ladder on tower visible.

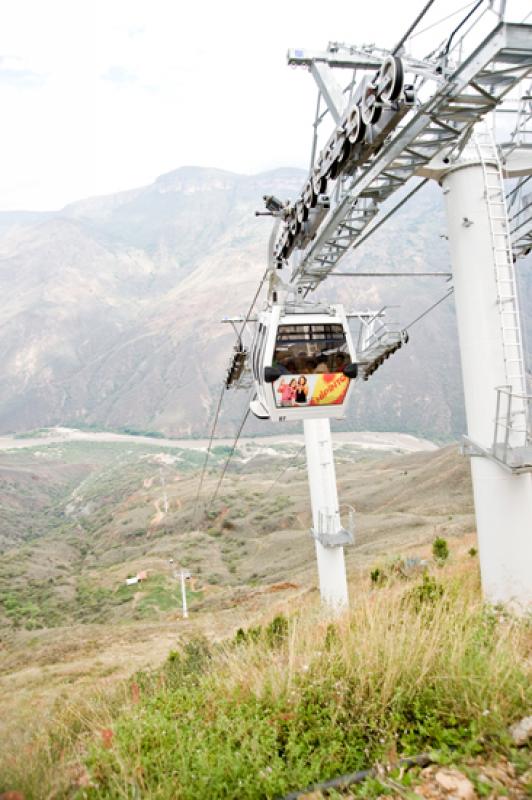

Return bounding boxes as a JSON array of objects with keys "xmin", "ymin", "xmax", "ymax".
[{"xmin": 473, "ymin": 128, "xmax": 531, "ymax": 472}]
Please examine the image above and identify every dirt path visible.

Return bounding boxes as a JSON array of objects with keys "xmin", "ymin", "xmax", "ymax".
[
  {"xmin": 150, "ymin": 498, "xmax": 165, "ymax": 527},
  {"xmin": 0, "ymin": 426, "xmax": 437, "ymax": 453}
]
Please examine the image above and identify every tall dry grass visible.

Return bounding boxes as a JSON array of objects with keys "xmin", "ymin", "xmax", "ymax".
[
  {"xmin": 1, "ymin": 560, "xmax": 530, "ymax": 799},
  {"xmin": 213, "ymin": 565, "xmax": 529, "ymax": 730}
]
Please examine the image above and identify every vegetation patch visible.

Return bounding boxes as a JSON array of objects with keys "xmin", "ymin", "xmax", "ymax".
[
  {"xmin": 432, "ymin": 536, "xmax": 450, "ymax": 564},
  {"xmin": 130, "ymin": 574, "xmax": 202, "ymax": 619},
  {"xmin": 2, "ymin": 570, "xmax": 529, "ymax": 799}
]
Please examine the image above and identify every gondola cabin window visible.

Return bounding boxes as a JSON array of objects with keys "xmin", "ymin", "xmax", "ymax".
[
  {"xmin": 272, "ymin": 324, "xmax": 350, "ymax": 409},
  {"xmin": 273, "ymin": 324, "xmax": 349, "ymax": 374}
]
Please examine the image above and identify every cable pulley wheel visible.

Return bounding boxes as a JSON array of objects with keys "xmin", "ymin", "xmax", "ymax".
[
  {"xmin": 377, "ymin": 55, "xmax": 404, "ymax": 103},
  {"xmin": 328, "ymin": 130, "xmax": 349, "ymax": 180},
  {"xmin": 329, "ymin": 157, "xmax": 341, "ymax": 181},
  {"xmin": 312, "ymin": 165, "xmax": 327, "ymax": 196},
  {"xmin": 361, "ymin": 82, "xmax": 381, "ymax": 126},
  {"xmin": 281, "ymin": 233, "xmax": 292, "ymax": 259},
  {"xmin": 345, "ymin": 104, "xmax": 366, "ymax": 145},
  {"xmin": 278, "ymin": 228, "xmax": 290, "ymax": 258},
  {"xmin": 302, "ymin": 179, "xmax": 316, "ymax": 210},
  {"xmin": 329, "ymin": 147, "xmax": 347, "ymax": 180},
  {"xmin": 289, "ymin": 215, "xmax": 300, "ymax": 236},
  {"xmin": 321, "ymin": 144, "xmax": 333, "ymax": 178},
  {"xmin": 295, "ymin": 199, "xmax": 308, "ymax": 224}
]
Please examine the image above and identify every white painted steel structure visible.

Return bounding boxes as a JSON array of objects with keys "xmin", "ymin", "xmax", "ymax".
[
  {"xmin": 181, "ymin": 569, "xmax": 190, "ymax": 619},
  {"xmin": 304, "ymin": 418, "xmax": 350, "ymax": 609},
  {"xmin": 279, "ymin": 23, "xmax": 532, "ymax": 291},
  {"xmin": 221, "ymin": 7, "xmax": 532, "ymax": 612},
  {"xmin": 435, "ymin": 133, "xmax": 531, "ymax": 608}
]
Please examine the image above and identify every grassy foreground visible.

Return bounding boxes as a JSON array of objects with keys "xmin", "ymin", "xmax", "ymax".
[{"xmin": 1, "ymin": 562, "xmax": 530, "ymax": 799}]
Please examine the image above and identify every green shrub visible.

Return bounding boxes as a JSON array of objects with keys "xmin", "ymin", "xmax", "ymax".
[
  {"xmin": 432, "ymin": 537, "xmax": 450, "ymax": 563},
  {"xmin": 407, "ymin": 573, "xmax": 445, "ymax": 610},
  {"xmin": 266, "ymin": 613, "xmax": 288, "ymax": 648},
  {"xmin": 324, "ymin": 623, "xmax": 338, "ymax": 651},
  {"xmin": 234, "ymin": 627, "xmax": 247, "ymax": 645},
  {"xmin": 234, "ymin": 625, "xmax": 262, "ymax": 646},
  {"xmin": 370, "ymin": 567, "xmax": 386, "ymax": 585}
]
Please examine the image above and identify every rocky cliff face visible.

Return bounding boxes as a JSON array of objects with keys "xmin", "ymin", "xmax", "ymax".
[{"xmin": 0, "ymin": 165, "xmax": 529, "ymax": 439}]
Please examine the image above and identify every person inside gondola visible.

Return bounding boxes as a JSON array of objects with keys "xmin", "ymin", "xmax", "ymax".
[
  {"xmin": 277, "ymin": 377, "xmax": 297, "ymax": 407},
  {"xmin": 332, "ymin": 351, "xmax": 349, "ymax": 371},
  {"xmin": 295, "ymin": 376, "xmax": 309, "ymax": 404},
  {"xmin": 272, "ymin": 356, "xmax": 297, "ymax": 375}
]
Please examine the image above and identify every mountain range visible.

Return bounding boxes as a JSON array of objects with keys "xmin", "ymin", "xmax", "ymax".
[{"xmin": 0, "ymin": 165, "xmax": 530, "ymax": 439}]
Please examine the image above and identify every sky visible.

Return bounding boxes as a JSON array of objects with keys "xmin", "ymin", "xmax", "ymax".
[{"xmin": 0, "ymin": 0, "xmax": 529, "ymax": 210}]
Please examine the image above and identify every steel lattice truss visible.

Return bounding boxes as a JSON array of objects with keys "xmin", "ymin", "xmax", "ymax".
[
  {"xmin": 224, "ymin": 16, "xmax": 532, "ymax": 393},
  {"xmin": 271, "ymin": 23, "xmax": 532, "ymax": 291},
  {"xmin": 505, "ymin": 78, "xmax": 532, "ymax": 257}
]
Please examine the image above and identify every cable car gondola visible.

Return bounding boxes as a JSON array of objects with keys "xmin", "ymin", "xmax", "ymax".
[{"xmin": 249, "ymin": 302, "xmax": 358, "ymax": 421}]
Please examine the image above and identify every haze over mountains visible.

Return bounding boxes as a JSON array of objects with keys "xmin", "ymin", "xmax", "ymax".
[{"xmin": 0, "ymin": 165, "xmax": 530, "ymax": 439}]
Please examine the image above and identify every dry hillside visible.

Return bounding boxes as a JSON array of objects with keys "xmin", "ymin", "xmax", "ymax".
[{"xmin": 0, "ymin": 436, "xmax": 476, "ymax": 761}]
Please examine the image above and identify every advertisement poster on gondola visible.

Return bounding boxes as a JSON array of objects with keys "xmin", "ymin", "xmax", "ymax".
[{"xmin": 274, "ymin": 373, "xmax": 349, "ymax": 408}]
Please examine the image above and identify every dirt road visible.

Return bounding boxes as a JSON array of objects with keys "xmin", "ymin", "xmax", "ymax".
[{"xmin": 0, "ymin": 426, "xmax": 437, "ymax": 453}]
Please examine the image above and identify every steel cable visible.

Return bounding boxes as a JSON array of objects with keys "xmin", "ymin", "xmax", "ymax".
[
  {"xmin": 440, "ymin": 0, "xmax": 485, "ymax": 57},
  {"xmin": 408, "ymin": 1, "xmax": 478, "ymax": 40},
  {"xmin": 237, "ymin": 221, "xmax": 280, "ymax": 340},
  {"xmin": 238, "ymin": 267, "xmax": 269, "ymax": 340},
  {"xmin": 393, "ymin": 0, "xmax": 438, "ymax": 55},
  {"xmin": 405, "ymin": 287, "xmax": 454, "ymax": 330},
  {"xmin": 280, "ymin": 754, "xmax": 433, "ymax": 800},
  {"xmin": 196, "ymin": 229, "xmax": 273, "ymax": 515},
  {"xmin": 193, "ymin": 383, "xmax": 226, "ymax": 519},
  {"xmin": 350, "ymin": 179, "xmax": 429, "ymax": 255},
  {"xmin": 209, "ymin": 403, "xmax": 251, "ymax": 508},
  {"xmin": 266, "ymin": 444, "xmax": 306, "ymax": 494}
]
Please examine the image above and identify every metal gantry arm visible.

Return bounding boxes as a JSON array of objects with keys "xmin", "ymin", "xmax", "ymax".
[
  {"xmin": 309, "ymin": 62, "xmax": 345, "ymax": 123},
  {"xmin": 509, "ymin": 178, "xmax": 532, "ymax": 256},
  {"xmin": 287, "ymin": 45, "xmax": 441, "ymax": 81},
  {"xmin": 504, "ymin": 79, "xmax": 532, "ymax": 257},
  {"xmin": 288, "ymin": 23, "xmax": 532, "ymax": 291},
  {"xmin": 287, "ymin": 45, "xmax": 382, "ymax": 71}
]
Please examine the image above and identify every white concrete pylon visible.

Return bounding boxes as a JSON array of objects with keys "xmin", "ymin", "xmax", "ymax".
[
  {"xmin": 303, "ymin": 418, "xmax": 349, "ymax": 611},
  {"xmin": 438, "ymin": 135, "xmax": 532, "ymax": 611},
  {"xmin": 180, "ymin": 570, "xmax": 189, "ymax": 619}
]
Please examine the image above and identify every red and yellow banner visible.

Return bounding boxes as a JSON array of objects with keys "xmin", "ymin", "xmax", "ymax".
[
  {"xmin": 309, "ymin": 373, "xmax": 349, "ymax": 406},
  {"xmin": 274, "ymin": 372, "xmax": 349, "ymax": 408}
]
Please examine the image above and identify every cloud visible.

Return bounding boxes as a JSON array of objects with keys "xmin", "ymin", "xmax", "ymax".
[
  {"xmin": 101, "ymin": 66, "xmax": 138, "ymax": 85},
  {"xmin": 0, "ymin": 0, "xmax": 530, "ymax": 210},
  {"xmin": 0, "ymin": 56, "xmax": 45, "ymax": 88}
]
